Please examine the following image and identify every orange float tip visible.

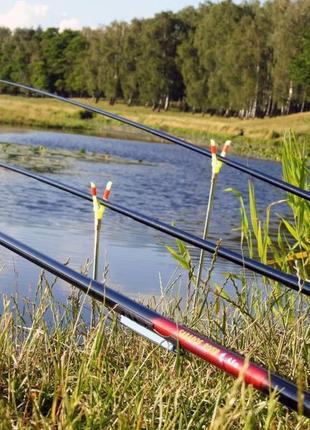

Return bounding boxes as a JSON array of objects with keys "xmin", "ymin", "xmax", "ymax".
[
  {"xmin": 103, "ymin": 180, "xmax": 112, "ymax": 200},
  {"xmin": 210, "ymin": 139, "xmax": 217, "ymax": 154},
  {"xmin": 90, "ymin": 182, "xmax": 97, "ymax": 196},
  {"xmin": 221, "ymin": 140, "xmax": 231, "ymax": 157}
]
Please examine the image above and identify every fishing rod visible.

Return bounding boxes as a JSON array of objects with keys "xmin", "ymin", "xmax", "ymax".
[
  {"xmin": 1, "ymin": 161, "xmax": 309, "ymax": 295},
  {"xmin": 0, "ymin": 230, "xmax": 309, "ymax": 417},
  {"xmin": 0, "ymin": 79, "xmax": 309, "ymax": 202}
]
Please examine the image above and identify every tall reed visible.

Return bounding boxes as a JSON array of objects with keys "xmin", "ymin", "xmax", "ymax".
[{"xmin": 225, "ymin": 132, "xmax": 309, "ymax": 279}]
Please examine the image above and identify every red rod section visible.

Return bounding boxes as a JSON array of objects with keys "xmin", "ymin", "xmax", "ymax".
[{"xmin": 153, "ymin": 318, "xmax": 269, "ymax": 390}]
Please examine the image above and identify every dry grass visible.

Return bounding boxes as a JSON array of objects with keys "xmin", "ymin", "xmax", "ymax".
[{"xmin": 0, "ymin": 95, "xmax": 309, "ymax": 160}]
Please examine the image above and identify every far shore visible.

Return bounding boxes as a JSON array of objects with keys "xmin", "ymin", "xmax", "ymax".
[{"xmin": 0, "ymin": 95, "xmax": 309, "ymax": 161}]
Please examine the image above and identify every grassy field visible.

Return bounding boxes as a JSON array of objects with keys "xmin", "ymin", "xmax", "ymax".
[{"xmin": 0, "ymin": 95, "xmax": 309, "ymax": 160}]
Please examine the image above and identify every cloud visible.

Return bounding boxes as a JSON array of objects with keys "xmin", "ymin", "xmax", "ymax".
[
  {"xmin": 0, "ymin": 1, "xmax": 48, "ymax": 30},
  {"xmin": 59, "ymin": 18, "xmax": 81, "ymax": 32}
]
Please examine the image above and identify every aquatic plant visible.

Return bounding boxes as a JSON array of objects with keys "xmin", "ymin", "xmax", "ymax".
[{"xmin": 226, "ymin": 132, "xmax": 309, "ymax": 280}]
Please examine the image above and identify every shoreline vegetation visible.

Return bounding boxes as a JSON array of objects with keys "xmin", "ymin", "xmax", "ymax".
[
  {"xmin": 0, "ymin": 140, "xmax": 151, "ymax": 173},
  {"xmin": 0, "ymin": 95, "xmax": 310, "ymax": 161}
]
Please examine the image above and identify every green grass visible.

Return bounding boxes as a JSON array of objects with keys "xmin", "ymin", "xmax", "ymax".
[
  {"xmin": 0, "ymin": 95, "xmax": 309, "ymax": 160},
  {"xmin": 224, "ymin": 132, "xmax": 309, "ymax": 280},
  {"xmin": 0, "ymin": 269, "xmax": 309, "ymax": 429}
]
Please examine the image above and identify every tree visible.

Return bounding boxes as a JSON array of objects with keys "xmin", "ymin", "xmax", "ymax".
[
  {"xmin": 62, "ymin": 30, "xmax": 88, "ymax": 96},
  {"xmin": 0, "ymin": 28, "xmax": 13, "ymax": 91},
  {"xmin": 195, "ymin": 1, "xmax": 244, "ymax": 113},
  {"xmin": 268, "ymin": 0, "xmax": 310, "ymax": 114},
  {"xmin": 120, "ymin": 19, "xmax": 142, "ymax": 105},
  {"xmin": 99, "ymin": 22, "xmax": 127, "ymax": 102},
  {"xmin": 7, "ymin": 29, "xmax": 39, "ymax": 87},
  {"xmin": 40, "ymin": 28, "xmax": 68, "ymax": 94},
  {"xmin": 290, "ymin": 7, "xmax": 310, "ymax": 111},
  {"xmin": 137, "ymin": 12, "xmax": 185, "ymax": 110},
  {"xmin": 223, "ymin": 4, "xmax": 272, "ymax": 117},
  {"xmin": 177, "ymin": 6, "xmax": 208, "ymax": 112},
  {"xmin": 82, "ymin": 28, "xmax": 106, "ymax": 99},
  {"xmin": 83, "ymin": 23, "xmax": 126, "ymax": 102}
]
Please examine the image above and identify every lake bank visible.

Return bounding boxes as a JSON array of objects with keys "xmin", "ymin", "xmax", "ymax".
[{"xmin": 0, "ymin": 95, "xmax": 309, "ymax": 160}]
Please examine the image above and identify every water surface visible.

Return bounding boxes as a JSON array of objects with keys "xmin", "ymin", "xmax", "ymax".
[{"xmin": 0, "ymin": 128, "xmax": 287, "ymax": 303}]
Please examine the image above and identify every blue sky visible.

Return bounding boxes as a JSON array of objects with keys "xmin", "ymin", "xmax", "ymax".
[{"xmin": 0, "ymin": 0, "xmax": 204, "ymax": 30}]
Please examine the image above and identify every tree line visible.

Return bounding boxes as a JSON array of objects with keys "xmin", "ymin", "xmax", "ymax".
[{"xmin": 0, "ymin": 0, "xmax": 309, "ymax": 118}]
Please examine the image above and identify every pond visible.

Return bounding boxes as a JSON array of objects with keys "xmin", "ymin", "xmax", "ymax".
[{"xmin": 0, "ymin": 127, "xmax": 287, "ymax": 304}]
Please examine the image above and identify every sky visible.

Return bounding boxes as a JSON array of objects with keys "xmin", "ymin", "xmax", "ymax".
[{"xmin": 0, "ymin": 0, "xmax": 205, "ymax": 31}]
